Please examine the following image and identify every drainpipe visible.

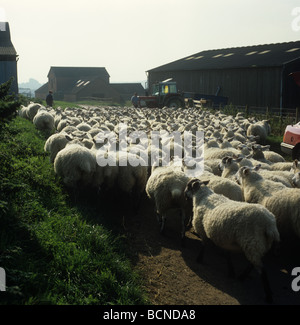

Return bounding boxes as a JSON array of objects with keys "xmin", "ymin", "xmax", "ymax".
[{"xmin": 280, "ymin": 65, "xmax": 285, "ymax": 116}]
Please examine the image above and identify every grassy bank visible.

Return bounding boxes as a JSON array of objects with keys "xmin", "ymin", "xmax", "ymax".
[{"xmin": 0, "ymin": 116, "xmax": 147, "ymax": 305}]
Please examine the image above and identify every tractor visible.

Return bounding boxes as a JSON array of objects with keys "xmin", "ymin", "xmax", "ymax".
[{"xmin": 139, "ymin": 78, "xmax": 186, "ymax": 109}]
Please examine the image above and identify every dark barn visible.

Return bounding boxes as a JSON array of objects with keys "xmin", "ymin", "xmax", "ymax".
[
  {"xmin": 36, "ymin": 66, "xmax": 144, "ymax": 104},
  {"xmin": 147, "ymin": 41, "xmax": 300, "ymax": 109},
  {"xmin": 0, "ymin": 22, "xmax": 18, "ymax": 94}
]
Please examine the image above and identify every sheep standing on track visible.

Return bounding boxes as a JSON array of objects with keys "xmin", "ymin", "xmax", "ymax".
[
  {"xmin": 145, "ymin": 164, "xmax": 191, "ymax": 245},
  {"xmin": 236, "ymin": 166, "xmax": 300, "ymax": 240},
  {"xmin": 184, "ymin": 178, "xmax": 280, "ymax": 303},
  {"xmin": 115, "ymin": 150, "xmax": 148, "ymax": 212}
]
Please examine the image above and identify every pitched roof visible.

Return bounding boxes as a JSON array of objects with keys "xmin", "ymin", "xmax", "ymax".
[
  {"xmin": 0, "ymin": 22, "xmax": 17, "ymax": 57},
  {"xmin": 148, "ymin": 41, "xmax": 300, "ymax": 72},
  {"xmin": 48, "ymin": 66, "xmax": 110, "ymax": 78},
  {"xmin": 35, "ymin": 82, "xmax": 49, "ymax": 94},
  {"xmin": 70, "ymin": 75, "xmax": 100, "ymax": 94}
]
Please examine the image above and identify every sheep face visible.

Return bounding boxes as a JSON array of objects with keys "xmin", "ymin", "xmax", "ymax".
[
  {"xmin": 292, "ymin": 172, "xmax": 300, "ymax": 187},
  {"xmin": 235, "ymin": 165, "xmax": 262, "ymax": 185},
  {"xmin": 184, "ymin": 178, "xmax": 209, "ymax": 200},
  {"xmin": 218, "ymin": 156, "xmax": 243, "ymax": 172},
  {"xmin": 291, "ymin": 160, "xmax": 300, "ymax": 188}
]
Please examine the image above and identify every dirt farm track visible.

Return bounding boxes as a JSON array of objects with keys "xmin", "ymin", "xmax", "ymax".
[{"xmin": 123, "ymin": 194, "xmax": 300, "ymax": 306}]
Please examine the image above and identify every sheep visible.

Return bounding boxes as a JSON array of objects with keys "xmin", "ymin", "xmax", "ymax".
[
  {"xmin": 291, "ymin": 160, "xmax": 300, "ymax": 187},
  {"xmin": 218, "ymin": 156, "xmax": 244, "ymax": 181},
  {"xmin": 54, "ymin": 141, "xmax": 96, "ymax": 189},
  {"xmin": 19, "ymin": 105, "xmax": 29, "ymax": 119},
  {"xmin": 115, "ymin": 150, "xmax": 148, "ymax": 211},
  {"xmin": 199, "ymin": 171, "xmax": 244, "ymax": 201},
  {"xmin": 184, "ymin": 178, "xmax": 280, "ymax": 303},
  {"xmin": 145, "ymin": 164, "xmax": 191, "ymax": 245},
  {"xmin": 33, "ymin": 110, "xmax": 55, "ymax": 134},
  {"xmin": 44, "ymin": 132, "xmax": 73, "ymax": 163},
  {"xmin": 236, "ymin": 166, "xmax": 300, "ymax": 241},
  {"xmin": 246, "ymin": 120, "xmax": 271, "ymax": 144},
  {"xmin": 251, "ymin": 144, "xmax": 286, "ymax": 166},
  {"xmin": 220, "ymin": 156, "xmax": 292, "ymax": 187},
  {"xmin": 76, "ymin": 122, "xmax": 92, "ymax": 132},
  {"xmin": 26, "ymin": 103, "xmax": 44, "ymax": 121}
]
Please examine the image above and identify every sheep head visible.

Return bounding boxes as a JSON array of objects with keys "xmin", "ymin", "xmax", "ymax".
[{"xmin": 184, "ymin": 178, "xmax": 209, "ymax": 200}]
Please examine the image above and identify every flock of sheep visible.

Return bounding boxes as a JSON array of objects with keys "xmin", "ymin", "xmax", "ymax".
[{"xmin": 19, "ymin": 101, "xmax": 300, "ymax": 303}]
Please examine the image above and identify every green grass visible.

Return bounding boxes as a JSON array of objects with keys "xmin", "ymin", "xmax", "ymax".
[
  {"xmin": 0, "ymin": 117, "xmax": 148, "ymax": 305},
  {"xmin": 40, "ymin": 99, "xmax": 125, "ymax": 110}
]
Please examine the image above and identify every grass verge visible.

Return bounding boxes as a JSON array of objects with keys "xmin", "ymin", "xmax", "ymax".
[{"xmin": 0, "ymin": 117, "xmax": 147, "ymax": 305}]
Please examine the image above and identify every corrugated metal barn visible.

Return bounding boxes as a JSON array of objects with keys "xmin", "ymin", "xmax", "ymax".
[
  {"xmin": 147, "ymin": 41, "xmax": 300, "ymax": 109},
  {"xmin": 0, "ymin": 22, "xmax": 18, "ymax": 94}
]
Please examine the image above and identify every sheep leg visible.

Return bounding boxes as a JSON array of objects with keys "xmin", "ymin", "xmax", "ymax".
[
  {"xmin": 160, "ymin": 215, "xmax": 166, "ymax": 235},
  {"xmin": 155, "ymin": 209, "xmax": 164, "ymax": 234}
]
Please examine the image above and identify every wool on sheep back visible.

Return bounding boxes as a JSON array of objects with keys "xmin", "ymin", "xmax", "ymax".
[{"xmin": 54, "ymin": 143, "xmax": 96, "ymax": 188}]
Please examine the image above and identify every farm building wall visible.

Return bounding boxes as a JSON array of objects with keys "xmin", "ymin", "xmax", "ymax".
[
  {"xmin": 148, "ymin": 67, "xmax": 283, "ymax": 108},
  {"xmin": 0, "ymin": 60, "xmax": 18, "ymax": 94},
  {"xmin": 74, "ymin": 78, "xmax": 121, "ymax": 102}
]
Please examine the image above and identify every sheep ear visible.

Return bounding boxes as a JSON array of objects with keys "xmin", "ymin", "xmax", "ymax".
[
  {"xmin": 202, "ymin": 180, "xmax": 210, "ymax": 186},
  {"xmin": 243, "ymin": 168, "xmax": 250, "ymax": 176},
  {"xmin": 65, "ymin": 135, "xmax": 73, "ymax": 141},
  {"xmin": 191, "ymin": 180, "xmax": 201, "ymax": 191},
  {"xmin": 254, "ymin": 164, "xmax": 261, "ymax": 171},
  {"xmin": 234, "ymin": 156, "xmax": 243, "ymax": 162}
]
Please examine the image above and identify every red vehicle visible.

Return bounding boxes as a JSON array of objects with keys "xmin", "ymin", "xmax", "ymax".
[
  {"xmin": 281, "ymin": 71, "xmax": 300, "ymax": 159},
  {"xmin": 281, "ymin": 122, "xmax": 300, "ymax": 160},
  {"xmin": 139, "ymin": 79, "xmax": 185, "ymax": 109}
]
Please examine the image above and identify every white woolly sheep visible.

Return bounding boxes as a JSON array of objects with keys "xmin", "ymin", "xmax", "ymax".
[
  {"xmin": 251, "ymin": 144, "xmax": 286, "ymax": 164},
  {"xmin": 26, "ymin": 103, "xmax": 44, "ymax": 121},
  {"xmin": 220, "ymin": 156, "xmax": 292, "ymax": 187},
  {"xmin": 44, "ymin": 132, "xmax": 73, "ymax": 163},
  {"xmin": 246, "ymin": 120, "xmax": 271, "ymax": 144},
  {"xmin": 54, "ymin": 142, "xmax": 96, "ymax": 189},
  {"xmin": 33, "ymin": 110, "xmax": 55, "ymax": 134},
  {"xmin": 236, "ymin": 166, "xmax": 300, "ymax": 241},
  {"xmin": 184, "ymin": 178, "xmax": 280, "ymax": 303},
  {"xmin": 116, "ymin": 150, "xmax": 148, "ymax": 211},
  {"xmin": 145, "ymin": 164, "xmax": 191, "ymax": 245},
  {"xmin": 200, "ymin": 171, "xmax": 244, "ymax": 201},
  {"xmin": 291, "ymin": 160, "xmax": 300, "ymax": 187}
]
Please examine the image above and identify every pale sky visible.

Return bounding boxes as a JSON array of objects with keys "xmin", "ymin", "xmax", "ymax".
[{"xmin": 1, "ymin": 0, "xmax": 300, "ymax": 85}]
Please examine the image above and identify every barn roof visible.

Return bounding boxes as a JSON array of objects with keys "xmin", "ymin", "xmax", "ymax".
[
  {"xmin": 147, "ymin": 41, "xmax": 300, "ymax": 72},
  {"xmin": 0, "ymin": 22, "xmax": 17, "ymax": 57},
  {"xmin": 48, "ymin": 66, "xmax": 110, "ymax": 78},
  {"xmin": 35, "ymin": 82, "xmax": 49, "ymax": 94}
]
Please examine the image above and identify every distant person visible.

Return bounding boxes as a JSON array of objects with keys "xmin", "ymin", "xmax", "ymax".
[
  {"xmin": 46, "ymin": 91, "xmax": 54, "ymax": 107},
  {"xmin": 131, "ymin": 92, "xmax": 140, "ymax": 108}
]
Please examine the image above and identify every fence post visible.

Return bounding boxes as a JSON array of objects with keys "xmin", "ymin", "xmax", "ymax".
[{"xmin": 296, "ymin": 107, "xmax": 299, "ymax": 123}]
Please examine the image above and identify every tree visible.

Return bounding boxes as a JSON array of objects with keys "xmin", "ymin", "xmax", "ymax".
[{"xmin": 0, "ymin": 77, "xmax": 21, "ymax": 128}]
